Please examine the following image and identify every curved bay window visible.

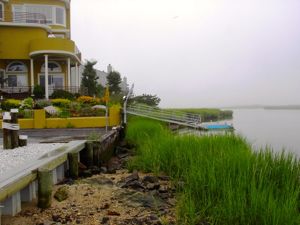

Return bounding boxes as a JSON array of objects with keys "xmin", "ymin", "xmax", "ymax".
[
  {"xmin": 39, "ymin": 61, "xmax": 64, "ymax": 93},
  {"xmin": 6, "ymin": 61, "xmax": 28, "ymax": 88}
]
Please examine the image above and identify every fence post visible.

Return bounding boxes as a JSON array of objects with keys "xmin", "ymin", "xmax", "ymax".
[
  {"xmin": 10, "ymin": 109, "xmax": 19, "ymax": 149},
  {"xmin": 3, "ymin": 112, "xmax": 12, "ymax": 149}
]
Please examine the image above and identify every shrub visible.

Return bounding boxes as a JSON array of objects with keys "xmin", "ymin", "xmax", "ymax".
[
  {"xmin": 35, "ymin": 99, "xmax": 51, "ymax": 109},
  {"xmin": 20, "ymin": 97, "xmax": 34, "ymax": 110},
  {"xmin": 77, "ymin": 96, "xmax": 101, "ymax": 105},
  {"xmin": 50, "ymin": 90, "xmax": 74, "ymax": 100},
  {"xmin": 58, "ymin": 108, "xmax": 71, "ymax": 118},
  {"xmin": 1, "ymin": 99, "xmax": 21, "ymax": 111},
  {"xmin": 51, "ymin": 99, "xmax": 71, "ymax": 108},
  {"xmin": 19, "ymin": 109, "xmax": 33, "ymax": 118},
  {"xmin": 33, "ymin": 85, "xmax": 44, "ymax": 99},
  {"xmin": 69, "ymin": 102, "xmax": 81, "ymax": 117}
]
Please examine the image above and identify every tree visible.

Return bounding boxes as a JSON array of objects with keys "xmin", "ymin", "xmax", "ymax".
[
  {"xmin": 95, "ymin": 83, "xmax": 105, "ymax": 97},
  {"xmin": 106, "ymin": 71, "xmax": 121, "ymax": 94},
  {"xmin": 81, "ymin": 60, "xmax": 99, "ymax": 96},
  {"xmin": 132, "ymin": 94, "xmax": 161, "ymax": 107}
]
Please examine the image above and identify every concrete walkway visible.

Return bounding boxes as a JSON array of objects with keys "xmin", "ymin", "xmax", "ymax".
[{"xmin": 0, "ymin": 128, "xmax": 107, "ymax": 144}]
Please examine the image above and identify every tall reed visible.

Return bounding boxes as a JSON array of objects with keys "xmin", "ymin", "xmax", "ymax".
[{"xmin": 126, "ymin": 117, "xmax": 300, "ymax": 225}]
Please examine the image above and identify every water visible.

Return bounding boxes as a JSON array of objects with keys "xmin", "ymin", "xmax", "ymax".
[
  {"xmin": 179, "ymin": 108, "xmax": 300, "ymax": 155},
  {"xmin": 229, "ymin": 109, "xmax": 300, "ymax": 155}
]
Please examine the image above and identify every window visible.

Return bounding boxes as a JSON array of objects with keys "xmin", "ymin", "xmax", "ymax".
[
  {"xmin": 6, "ymin": 62, "xmax": 28, "ymax": 87},
  {"xmin": 41, "ymin": 61, "xmax": 62, "ymax": 73},
  {"xmin": 12, "ymin": 4, "xmax": 66, "ymax": 26},
  {"xmin": 6, "ymin": 61, "xmax": 28, "ymax": 72},
  {"xmin": 56, "ymin": 7, "xmax": 65, "ymax": 25},
  {"xmin": 0, "ymin": 69, "xmax": 5, "ymax": 88},
  {"xmin": 0, "ymin": 2, "xmax": 4, "ymax": 21}
]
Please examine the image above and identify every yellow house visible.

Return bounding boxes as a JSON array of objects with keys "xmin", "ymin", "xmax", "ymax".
[{"xmin": 0, "ymin": 0, "xmax": 81, "ymax": 99}]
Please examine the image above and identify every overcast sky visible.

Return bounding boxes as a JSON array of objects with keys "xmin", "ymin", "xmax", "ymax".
[{"xmin": 71, "ymin": 0, "xmax": 300, "ymax": 107}]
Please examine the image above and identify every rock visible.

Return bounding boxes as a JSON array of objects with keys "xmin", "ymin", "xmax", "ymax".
[
  {"xmin": 81, "ymin": 169, "xmax": 92, "ymax": 177},
  {"xmin": 92, "ymin": 105, "xmax": 106, "ymax": 110},
  {"xmin": 118, "ymin": 191, "xmax": 161, "ymax": 209},
  {"xmin": 117, "ymin": 153, "xmax": 129, "ymax": 159},
  {"xmin": 142, "ymin": 175, "xmax": 159, "ymax": 184},
  {"xmin": 158, "ymin": 175, "xmax": 170, "ymax": 181},
  {"xmin": 54, "ymin": 186, "xmax": 69, "ymax": 202},
  {"xmin": 100, "ymin": 203, "xmax": 110, "ymax": 209},
  {"xmin": 100, "ymin": 217, "xmax": 110, "ymax": 224},
  {"xmin": 107, "ymin": 210, "xmax": 121, "ymax": 216},
  {"xmin": 158, "ymin": 186, "xmax": 168, "ymax": 193},
  {"xmin": 90, "ymin": 166, "xmax": 101, "ymax": 174},
  {"xmin": 127, "ymin": 171, "xmax": 139, "ymax": 181},
  {"xmin": 44, "ymin": 106, "xmax": 58, "ymax": 115},
  {"xmin": 84, "ymin": 177, "xmax": 114, "ymax": 186},
  {"xmin": 149, "ymin": 214, "xmax": 159, "ymax": 221},
  {"xmin": 115, "ymin": 146, "xmax": 129, "ymax": 154},
  {"xmin": 41, "ymin": 221, "xmax": 56, "ymax": 225},
  {"xmin": 121, "ymin": 180, "xmax": 145, "ymax": 190},
  {"xmin": 100, "ymin": 166, "xmax": 108, "ymax": 173},
  {"xmin": 107, "ymin": 157, "xmax": 122, "ymax": 174},
  {"xmin": 52, "ymin": 214, "xmax": 61, "ymax": 222},
  {"xmin": 146, "ymin": 183, "xmax": 160, "ymax": 190}
]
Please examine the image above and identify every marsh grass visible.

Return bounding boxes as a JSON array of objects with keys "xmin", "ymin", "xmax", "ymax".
[{"xmin": 126, "ymin": 117, "xmax": 300, "ymax": 225}]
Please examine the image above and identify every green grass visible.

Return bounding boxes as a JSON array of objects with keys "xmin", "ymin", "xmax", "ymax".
[
  {"xmin": 167, "ymin": 108, "xmax": 233, "ymax": 122},
  {"xmin": 126, "ymin": 117, "xmax": 300, "ymax": 225}
]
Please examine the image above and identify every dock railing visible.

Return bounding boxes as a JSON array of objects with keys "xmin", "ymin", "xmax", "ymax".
[{"xmin": 127, "ymin": 104, "xmax": 202, "ymax": 128}]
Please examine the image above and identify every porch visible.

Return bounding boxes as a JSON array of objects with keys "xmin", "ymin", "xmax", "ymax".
[{"xmin": 0, "ymin": 86, "xmax": 87, "ymax": 100}]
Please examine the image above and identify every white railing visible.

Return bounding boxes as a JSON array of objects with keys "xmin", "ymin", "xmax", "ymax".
[{"xmin": 127, "ymin": 104, "xmax": 202, "ymax": 128}]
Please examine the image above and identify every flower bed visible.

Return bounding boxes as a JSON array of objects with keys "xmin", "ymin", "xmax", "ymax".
[{"xmin": 0, "ymin": 96, "xmax": 108, "ymax": 118}]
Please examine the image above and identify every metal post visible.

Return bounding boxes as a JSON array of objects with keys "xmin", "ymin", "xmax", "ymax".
[{"xmin": 123, "ymin": 84, "xmax": 134, "ymax": 124}]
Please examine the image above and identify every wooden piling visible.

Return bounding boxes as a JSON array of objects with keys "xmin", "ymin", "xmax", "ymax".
[
  {"xmin": 3, "ymin": 112, "xmax": 12, "ymax": 149},
  {"xmin": 10, "ymin": 109, "xmax": 19, "ymax": 149},
  {"xmin": 19, "ymin": 135, "xmax": 28, "ymax": 147},
  {"xmin": 85, "ymin": 142, "xmax": 94, "ymax": 168},
  {"xmin": 68, "ymin": 152, "xmax": 79, "ymax": 179},
  {"xmin": 38, "ymin": 169, "xmax": 52, "ymax": 209}
]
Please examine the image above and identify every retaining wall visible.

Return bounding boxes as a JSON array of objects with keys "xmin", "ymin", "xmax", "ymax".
[
  {"xmin": 0, "ymin": 105, "xmax": 121, "ymax": 129},
  {"xmin": 0, "ymin": 128, "xmax": 121, "ymax": 224}
]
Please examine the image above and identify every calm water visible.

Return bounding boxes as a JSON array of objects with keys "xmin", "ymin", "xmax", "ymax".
[{"xmin": 229, "ymin": 109, "xmax": 300, "ymax": 155}]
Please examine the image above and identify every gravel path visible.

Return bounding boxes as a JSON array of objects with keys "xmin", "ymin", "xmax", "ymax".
[{"xmin": 0, "ymin": 143, "xmax": 64, "ymax": 176}]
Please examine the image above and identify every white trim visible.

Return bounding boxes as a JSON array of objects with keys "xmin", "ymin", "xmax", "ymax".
[
  {"xmin": 41, "ymin": 61, "xmax": 62, "ymax": 73},
  {"xmin": 30, "ymin": 59, "xmax": 34, "ymax": 93},
  {"xmin": 29, "ymin": 50, "xmax": 82, "ymax": 64},
  {"xmin": 0, "ymin": 22, "xmax": 52, "ymax": 32},
  {"xmin": 0, "ymin": 2, "xmax": 4, "ymax": 21},
  {"xmin": 45, "ymin": 54, "xmax": 49, "ymax": 99},
  {"xmin": 52, "ymin": 29, "xmax": 70, "ymax": 33},
  {"xmin": 67, "ymin": 58, "xmax": 71, "ymax": 87}
]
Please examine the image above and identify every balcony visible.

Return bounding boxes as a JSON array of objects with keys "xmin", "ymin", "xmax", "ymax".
[
  {"xmin": 0, "ymin": 86, "xmax": 87, "ymax": 99},
  {"xmin": 29, "ymin": 38, "xmax": 82, "ymax": 63},
  {"xmin": 2, "ymin": 11, "xmax": 48, "ymax": 25}
]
